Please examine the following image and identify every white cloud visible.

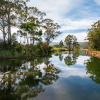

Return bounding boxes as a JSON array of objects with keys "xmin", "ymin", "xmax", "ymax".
[
  {"xmin": 29, "ymin": 0, "xmax": 84, "ymax": 23},
  {"xmin": 28, "ymin": 0, "xmax": 99, "ymax": 42},
  {"xmin": 52, "ymin": 32, "xmax": 87, "ymax": 43},
  {"xmin": 94, "ymin": 0, "xmax": 100, "ymax": 5},
  {"xmin": 73, "ymin": 32, "xmax": 88, "ymax": 42},
  {"xmin": 29, "ymin": 0, "xmax": 83, "ymax": 14},
  {"xmin": 60, "ymin": 19, "xmax": 96, "ymax": 32}
]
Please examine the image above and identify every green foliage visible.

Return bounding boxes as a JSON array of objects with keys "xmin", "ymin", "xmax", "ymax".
[
  {"xmin": 64, "ymin": 51, "xmax": 79, "ymax": 66},
  {"xmin": 0, "ymin": 57, "xmax": 60, "ymax": 100},
  {"xmin": 0, "ymin": 0, "xmax": 60, "ymax": 59},
  {"xmin": 42, "ymin": 18, "xmax": 61, "ymax": 44},
  {"xmin": 0, "ymin": 0, "xmax": 28, "ymax": 44},
  {"xmin": 87, "ymin": 20, "xmax": 100, "ymax": 50},
  {"xmin": 85, "ymin": 57, "xmax": 100, "ymax": 84},
  {"xmin": 19, "ymin": 17, "xmax": 42, "ymax": 44},
  {"xmin": 43, "ymin": 64, "xmax": 60, "ymax": 74},
  {"xmin": 64, "ymin": 35, "xmax": 80, "ymax": 51},
  {"xmin": 0, "ymin": 42, "xmax": 52, "ymax": 59},
  {"xmin": 59, "ymin": 40, "xmax": 64, "ymax": 47}
]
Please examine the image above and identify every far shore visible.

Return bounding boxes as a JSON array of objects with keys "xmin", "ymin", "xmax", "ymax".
[{"xmin": 83, "ymin": 49, "xmax": 100, "ymax": 58}]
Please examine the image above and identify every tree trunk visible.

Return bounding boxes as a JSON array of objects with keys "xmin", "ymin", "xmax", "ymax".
[
  {"xmin": 2, "ymin": 17, "xmax": 6, "ymax": 44},
  {"xmin": 7, "ymin": 11, "xmax": 11, "ymax": 45},
  {"xmin": 3, "ymin": 26, "xmax": 6, "ymax": 44},
  {"xmin": 33, "ymin": 37, "xmax": 34, "ymax": 45},
  {"xmin": 27, "ymin": 37, "xmax": 29, "ymax": 44}
]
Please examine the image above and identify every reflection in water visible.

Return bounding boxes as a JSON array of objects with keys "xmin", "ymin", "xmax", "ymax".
[
  {"xmin": 0, "ymin": 60, "xmax": 23, "ymax": 72},
  {"xmin": 55, "ymin": 51, "xmax": 80, "ymax": 66},
  {"xmin": 59, "ymin": 53, "xmax": 63, "ymax": 61},
  {"xmin": 42, "ymin": 64, "xmax": 60, "ymax": 85},
  {"xmin": 1, "ymin": 53, "xmax": 100, "ymax": 100},
  {"xmin": 64, "ymin": 51, "xmax": 79, "ymax": 66},
  {"xmin": 85, "ymin": 57, "xmax": 100, "ymax": 84},
  {"xmin": 0, "ymin": 57, "xmax": 60, "ymax": 100}
]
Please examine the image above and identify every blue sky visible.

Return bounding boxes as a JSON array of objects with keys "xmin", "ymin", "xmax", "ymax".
[{"xmin": 28, "ymin": 0, "xmax": 100, "ymax": 42}]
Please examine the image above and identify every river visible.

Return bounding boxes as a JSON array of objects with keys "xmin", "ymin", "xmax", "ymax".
[{"xmin": 0, "ymin": 52, "xmax": 100, "ymax": 100}]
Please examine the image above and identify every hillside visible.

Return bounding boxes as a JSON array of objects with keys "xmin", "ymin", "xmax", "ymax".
[{"xmin": 79, "ymin": 42, "xmax": 88, "ymax": 49}]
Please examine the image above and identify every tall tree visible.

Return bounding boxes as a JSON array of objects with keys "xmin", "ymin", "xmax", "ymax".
[
  {"xmin": 87, "ymin": 20, "xmax": 100, "ymax": 50},
  {"xmin": 18, "ymin": 7, "xmax": 46, "ymax": 45},
  {"xmin": 0, "ymin": 0, "xmax": 8, "ymax": 44},
  {"xmin": 64, "ymin": 35, "xmax": 73, "ymax": 51},
  {"xmin": 0, "ymin": 0, "xmax": 28, "ymax": 44},
  {"xmin": 59, "ymin": 40, "xmax": 63, "ymax": 47},
  {"xmin": 42, "ymin": 19, "xmax": 61, "ymax": 44},
  {"xmin": 64, "ymin": 35, "xmax": 79, "ymax": 51}
]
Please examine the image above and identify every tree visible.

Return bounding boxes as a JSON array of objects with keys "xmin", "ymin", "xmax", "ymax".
[
  {"xmin": 19, "ymin": 18, "xmax": 42, "ymax": 45},
  {"xmin": 0, "ymin": 0, "xmax": 61, "ymax": 47},
  {"xmin": 87, "ymin": 20, "xmax": 100, "ymax": 50},
  {"xmin": 73, "ymin": 36, "xmax": 80, "ymax": 51},
  {"xmin": 59, "ymin": 40, "xmax": 63, "ymax": 47},
  {"xmin": 0, "ymin": 0, "xmax": 8, "ymax": 44},
  {"xmin": 64, "ymin": 35, "xmax": 79, "ymax": 51},
  {"xmin": 0, "ymin": 0, "xmax": 28, "ymax": 44},
  {"xmin": 42, "ymin": 19, "xmax": 61, "ymax": 44},
  {"xmin": 64, "ymin": 35, "xmax": 73, "ymax": 51},
  {"xmin": 18, "ymin": 7, "xmax": 46, "ymax": 45}
]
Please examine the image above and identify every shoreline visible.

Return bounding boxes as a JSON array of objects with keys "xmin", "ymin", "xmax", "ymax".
[{"xmin": 83, "ymin": 49, "xmax": 100, "ymax": 58}]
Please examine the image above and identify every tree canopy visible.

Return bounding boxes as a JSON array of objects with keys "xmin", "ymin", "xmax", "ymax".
[
  {"xmin": 64, "ymin": 35, "xmax": 79, "ymax": 51},
  {"xmin": 87, "ymin": 20, "xmax": 100, "ymax": 50},
  {"xmin": 0, "ymin": 0, "xmax": 60, "ymax": 45}
]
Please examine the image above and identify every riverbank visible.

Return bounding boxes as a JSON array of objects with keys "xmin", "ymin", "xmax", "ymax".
[
  {"xmin": 83, "ymin": 49, "xmax": 100, "ymax": 58},
  {"xmin": 0, "ymin": 43, "xmax": 52, "ymax": 60},
  {"xmin": 52, "ymin": 47, "xmax": 68, "ymax": 52}
]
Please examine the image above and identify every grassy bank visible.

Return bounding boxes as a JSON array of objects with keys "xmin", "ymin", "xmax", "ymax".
[
  {"xmin": 0, "ymin": 43, "xmax": 52, "ymax": 60},
  {"xmin": 83, "ymin": 49, "xmax": 100, "ymax": 58},
  {"xmin": 52, "ymin": 47, "xmax": 68, "ymax": 52}
]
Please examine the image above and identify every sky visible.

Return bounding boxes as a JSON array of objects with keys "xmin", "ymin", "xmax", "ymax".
[{"xmin": 28, "ymin": 0, "xmax": 100, "ymax": 43}]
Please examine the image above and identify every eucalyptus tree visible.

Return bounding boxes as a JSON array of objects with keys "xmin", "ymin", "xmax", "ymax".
[
  {"xmin": 0, "ymin": 0, "xmax": 8, "ymax": 43},
  {"xmin": 0, "ymin": 0, "xmax": 28, "ymax": 44},
  {"xmin": 72, "ymin": 35, "xmax": 80, "ymax": 50},
  {"xmin": 19, "ymin": 17, "xmax": 42, "ymax": 44},
  {"xmin": 87, "ymin": 20, "xmax": 100, "ymax": 50},
  {"xmin": 42, "ymin": 19, "xmax": 61, "ymax": 44},
  {"xmin": 59, "ymin": 40, "xmax": 63, "ymax": 47},
  {"xmin": 64, "ymin": 35, "xmax": 79, "ymax": 51},
  {"xmin": 18, "ymin": 7, "xmax": 46, "ymax": 45},
  {"xmin": 64, "ymin": 35, "xmax": 73, "ymax": 51}
]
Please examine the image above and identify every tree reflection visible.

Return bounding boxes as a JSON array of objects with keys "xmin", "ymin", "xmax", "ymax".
[
  {"xmin": 0, "ymin": 57, "xmax": 60, "ymax": 100},
  {"xmin": 59, "ymin": 53, "xmax": 63, "ymax": 61},
  {"xmin": 85, "ymin": 57, "xmax": 100, "ymax": 84},
  {"xmin": 41, "ymin": 64, "xmax": 60, "ymax": 85},
  {"xmin": 64, "ymin": 51, "xmax": 79, "ymax": 66},
  {"xmin": 0, "ymin": 60, "xmax": 23, "ymax": 72}
]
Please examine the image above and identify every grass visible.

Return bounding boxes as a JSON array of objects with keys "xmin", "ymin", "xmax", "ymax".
[
  {"xmin": 83, "ymin": 49, "xmax": 100, "ymax": 58},
  {"xmin": 0, "ymin": 49, "xmax": 22, "ymax": 58},
  {"xmin": 52, "ymin": 47, "xmax": 68, "ymax": 52}
]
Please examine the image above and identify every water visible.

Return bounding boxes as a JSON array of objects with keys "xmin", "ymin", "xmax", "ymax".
[{"xmin": 0, "ymin": 52, "xmax": 100, "ymax": 100}]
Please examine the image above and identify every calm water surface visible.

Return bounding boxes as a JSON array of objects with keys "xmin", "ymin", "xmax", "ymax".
[{"xmin": 0, "ymin": 52, "xmax": 100, "ymax": 100}]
